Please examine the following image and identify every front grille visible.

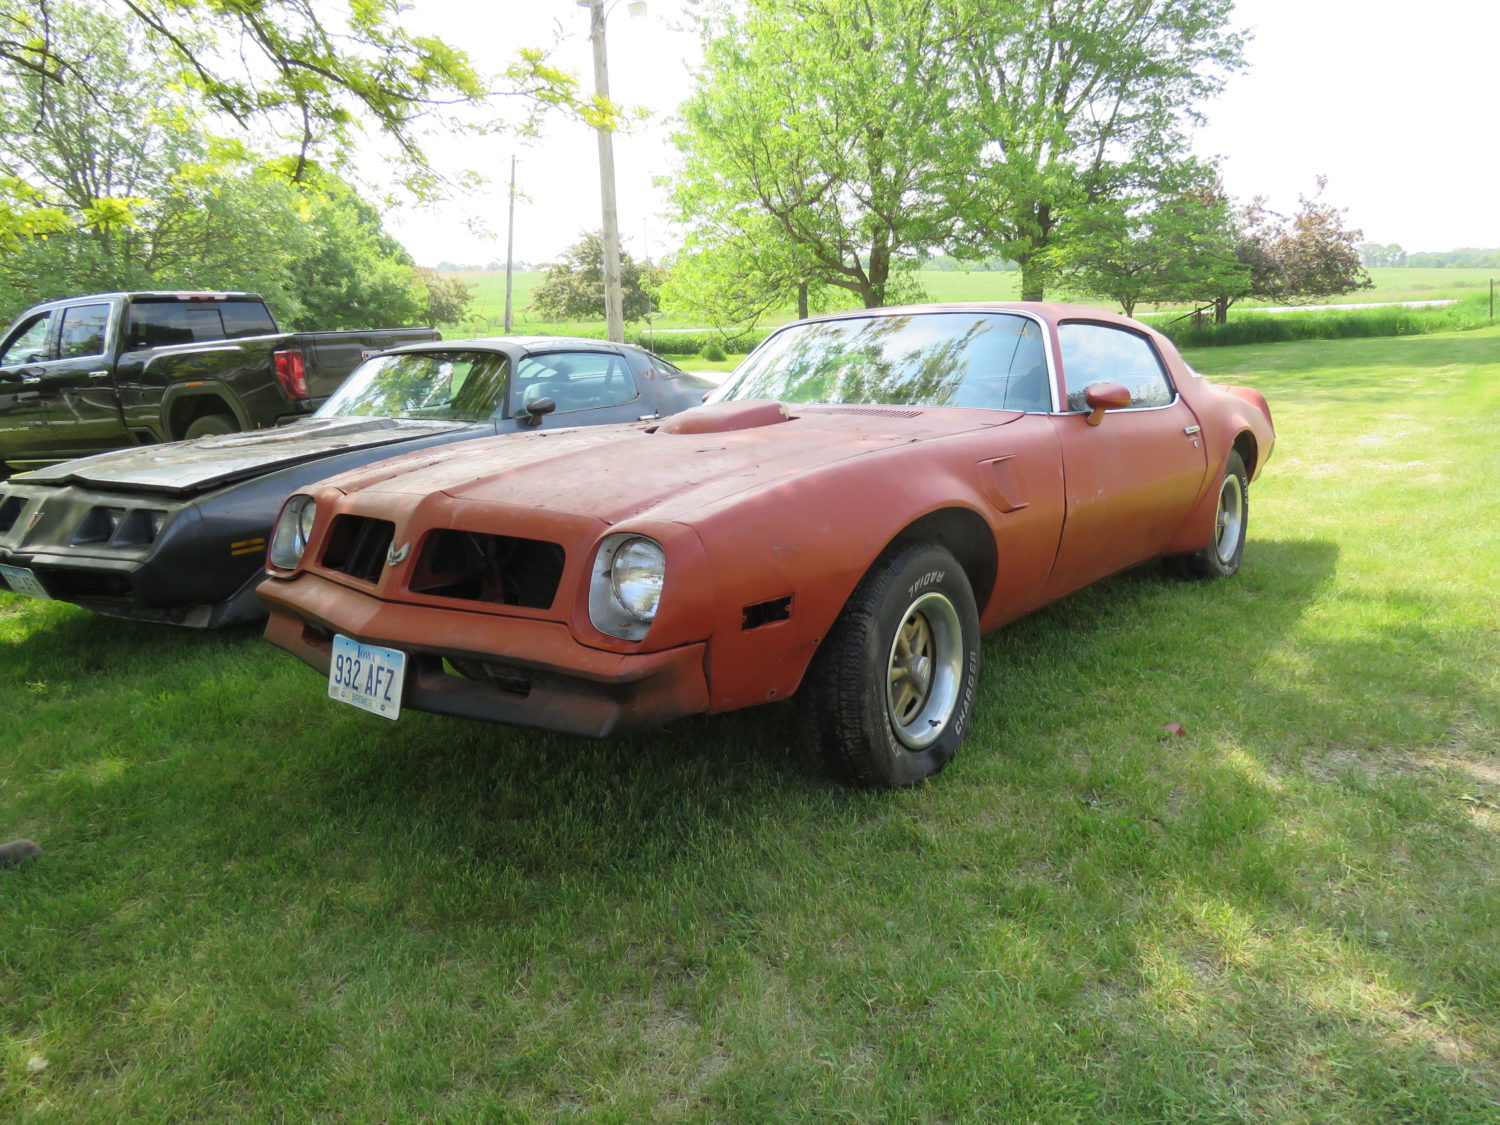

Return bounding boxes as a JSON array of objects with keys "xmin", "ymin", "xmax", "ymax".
[
  {"xmin": 46, "ymin": 570, "xmax": 132, "ymax": 600},
  {"xmin": 322, "ymin": 516, "xmax": 396, "ymax": 584},
  {"xmin": 0, "ymin": 495, "xmax": 23, "ymax": 534},
  {"xmin": 409, "ymin": 530, "xmax": 564, "ymax": 609},
  {"xmin": 446, "ymin": 657, "xmax": 533, "ymax": 698}
]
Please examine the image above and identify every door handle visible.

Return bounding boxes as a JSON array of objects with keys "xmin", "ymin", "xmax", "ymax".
[
  {"xmin": 1183, "ymin": 425, "xmax": 1201, "ymax": 436},
  {"xmin": 88, "ymin": 369, "xmax": 111, "ymax": 380}
]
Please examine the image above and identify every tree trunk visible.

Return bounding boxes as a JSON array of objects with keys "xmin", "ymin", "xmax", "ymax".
[
  {"xmin": 1214, "ymin": 296, "xmax": 1229, "ymax": 325},
  {"xmin": 797, "ymin": 281, "xmax": 808, "ymax": 320},
  {"xmin": 1019, "ymin": 257, "xmax": 1044, "ymax": 302}
]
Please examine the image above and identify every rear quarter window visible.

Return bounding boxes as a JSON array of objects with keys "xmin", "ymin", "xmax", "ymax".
[{"xmin": 127, "ymin": 303, "xmax": 228, "ymax": 348}]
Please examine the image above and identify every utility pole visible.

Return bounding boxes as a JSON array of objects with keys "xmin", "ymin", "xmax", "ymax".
[
  {"xmin": 503, "ymin": 155, "xmax": 517, "ymax": 334},
  {"xmin": 582, "ymin": 0, "xmax": 626, "ymax": 343}
]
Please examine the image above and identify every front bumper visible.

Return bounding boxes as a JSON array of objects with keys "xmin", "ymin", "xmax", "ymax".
[{"xmin": 260, "ymin": 573, "xmax": 711, "ymax": 739}]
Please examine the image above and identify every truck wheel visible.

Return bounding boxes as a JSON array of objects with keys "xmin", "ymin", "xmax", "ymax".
[
  {"xmin": 183, "ymin": 413, "xmax": 238, "ymax": 440},
  {"xmin": 801, "ymin": 542, "xmax": 980, "ymax": 788}
]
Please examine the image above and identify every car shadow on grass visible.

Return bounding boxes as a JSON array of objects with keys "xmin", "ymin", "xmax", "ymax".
[{"xmin": 7, "ymin": 534, "xmax": 1500, "ymax": 1117}]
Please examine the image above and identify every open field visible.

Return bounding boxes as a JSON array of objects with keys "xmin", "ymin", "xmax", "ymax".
[
  {"xmin": 3, "ymin": 328, "xmax": 1498, "ymax": 1121},
  {"xmin": 443, "ymin": 267, "xmax": 1498, "ymax": 338}
]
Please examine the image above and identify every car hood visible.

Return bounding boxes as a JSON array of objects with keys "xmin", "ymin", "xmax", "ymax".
[
  {"xmin": 17, "ymin": 417, "xmax": 484, "ymax": 496},
  {"xmin": 326, "ymin": 401, "xmax": 1020, "ymax": 525}
]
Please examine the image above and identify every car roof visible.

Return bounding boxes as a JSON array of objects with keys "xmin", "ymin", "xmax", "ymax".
[
  {"xmin": 377, "ymin": 335, "xmax": 650, "ymax": 359},
  {"xmin": 791, "ymin": 301, "xmax": 1148, "ymax": 330}
]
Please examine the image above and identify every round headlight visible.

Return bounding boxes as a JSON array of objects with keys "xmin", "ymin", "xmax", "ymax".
[
  {"xmin": 589, "ymin": 533, "xmax": 666, "ymax": 640},
  {"xmin": 610, "ymin": 537, "xmax": 665, "ymax": 622},
  {"xmin": 269, "ymin": 494, "xmax": 318, "ymax": 570}
]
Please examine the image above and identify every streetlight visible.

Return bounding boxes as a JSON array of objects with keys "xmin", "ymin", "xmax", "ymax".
[{"xmin": 578, "ymin": 0, "xmax": 645, "ymax": 343}]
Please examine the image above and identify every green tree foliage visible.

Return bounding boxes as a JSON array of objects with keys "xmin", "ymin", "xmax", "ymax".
[
  {"xmin": 1406, "ymin": 247, "xmax": 1500, "ymax": 268},
  {"xmin": 0, "ymin": 0, "xmax": 572, "ymax": 187},
  {"xmin": 669, "ymin": 0, "xmax": 955, "ymax": 310},
  {"xmin": 1207, "ymin": 179, "xmax": 1372, "ymax": 323},
  {"xmin": 670, "ymin": 0, "xmax": 1245, "ymax": 319},
  {"xmin": 0, "ymin": 3, "xmax": 434, "ymax": 328},
  {"xmin": 947, "ymin": 0, "xmax": 1246, "ymax": 300},
  {"xmin": 1359, "ymin": 242, "xmax": 1407, "ymax": 268},
  {"xmin": 413, "ymin": 268, "xmax": 476, "ymax": 328},
  {"xmin": 659, "ymin": 212, "xmax": 833, "ymax": 343},
  {"xmin": 530, "ymin": 231, "xmax": 661, "ymax": 323},
  {"xmin": 1053, "ymin": 165, "xmax": 1246, "ymax": 315}
]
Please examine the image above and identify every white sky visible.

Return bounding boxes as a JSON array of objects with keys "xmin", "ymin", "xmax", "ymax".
[{"xmin": 382, "ymin": 0, "xmax": 1500, "ymax": 268}]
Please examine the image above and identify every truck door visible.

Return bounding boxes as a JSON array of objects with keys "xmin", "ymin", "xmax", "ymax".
[
  {"xmin": 0, "ymin": 309, "xmax": 56, "ymax": 465},
  {"xmin": 38, "ymin": 301, "xmax": 131, "ymax": 456}
]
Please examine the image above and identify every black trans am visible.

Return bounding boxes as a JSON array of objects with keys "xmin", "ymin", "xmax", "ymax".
[{"xmin": 0, "ymin": 337, "xmax": 713, "ymax": 626}]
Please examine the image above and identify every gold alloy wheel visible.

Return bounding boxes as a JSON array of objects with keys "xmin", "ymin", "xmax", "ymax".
[{"xmin": 884, "ymin": 591, "xmax": 964, "ymax": 751}]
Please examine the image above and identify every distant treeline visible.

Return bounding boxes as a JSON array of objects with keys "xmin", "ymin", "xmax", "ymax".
[
  {"xmin": 1405, "ymin": 248, "xmax": 1500, "ymax": 269},
  {"xmin": 1359, "ymin": 243, "xmax": 1500, "ymax": 269}
]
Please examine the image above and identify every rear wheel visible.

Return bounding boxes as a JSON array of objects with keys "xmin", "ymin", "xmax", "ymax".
[
  {"xmin": 802, "ymin": 542, "xmax": 980, "ymax": 788},
  {"xmin": 1165, "ymin": 450, "xmax": 1248, "ymax": 579},
  {"xmin": 183, "ymin": 413, "xmax": 237, "ymax": 440}
]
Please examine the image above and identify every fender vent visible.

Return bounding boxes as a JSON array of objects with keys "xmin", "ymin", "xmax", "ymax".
[
  {"xmin": 742, "ymin": 596, "xmax": 792, "ymax": 630},
  {"xmin": 322, "ymin": 516, "xmax": 395, "ymax": 584}
]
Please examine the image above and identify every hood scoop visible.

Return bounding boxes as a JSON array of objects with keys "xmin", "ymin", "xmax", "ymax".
[{"xmin": 653, "ymin": 400, "xmax": 792, "ymax": 435}]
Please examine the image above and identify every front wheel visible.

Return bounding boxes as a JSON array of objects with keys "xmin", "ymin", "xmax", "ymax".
[
  {"xmin": 183, "ymin": 413, "xmax": 238, "ymax": 440},
  {"xmin": 801, "ymin": 542, "xmax": 981, "ymax": 788},
  {"xmin": 1165, "ymin": 450, "xmax": 1248, "ymax": 580}
]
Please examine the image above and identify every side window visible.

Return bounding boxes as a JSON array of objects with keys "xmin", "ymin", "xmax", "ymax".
[
  {"xmin": 512, "ymin": 352, "xmax": 640, "ymax": 415},
  {"xmin": 0, "ymin": 312, "xmax": 54, "ymax": 365},
  {"xmin": 125, "ymin": 303, "xmax": 230, "ymax": 348},
  {"xmin": 57, "ymin": 303, "xmax": 111, "ymax": 358},
  {"xmin": 127, "ymin": 304, "xmax": 193, "ymax": 349},
  {"xmin": 219, "ymin": 301, "xmax": 277, "ymax": 338},
  {"xmin": 1058, "ymin": 323, "xmax": 1173, "ymax": 411}
]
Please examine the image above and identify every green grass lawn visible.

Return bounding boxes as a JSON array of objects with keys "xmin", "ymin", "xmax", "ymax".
[
  {"xmin": 446, "ymin": 267, "xmax": 1498, "ymax": 339},
  {"xmin": 3, "ymin": 328, "xmax": 1498, "ymax": 1121}
]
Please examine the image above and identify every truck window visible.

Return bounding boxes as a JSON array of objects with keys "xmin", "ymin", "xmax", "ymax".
[
  {"xmin": 58, "ymin": 303, "xmax": 111, "ymax": 358},
  {"xmin": 126, "ymin": 303, "xmax": 234, "ymax": 349},
  {"xmin": 0, "ymin": 312, "xmax": 53, "ymax": 365},
  {"xmin": 219, "ymin": 301, "xmax": 277, "ymax": 338}
]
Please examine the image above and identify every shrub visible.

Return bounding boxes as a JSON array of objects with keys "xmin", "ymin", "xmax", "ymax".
[
  {"xmin": 700, "ymin": 342, "xmax": 727, "ymax": 362},
  {"xmin": 1154, "ymin": 295, "xmax": 1492, "ymax": 348}
]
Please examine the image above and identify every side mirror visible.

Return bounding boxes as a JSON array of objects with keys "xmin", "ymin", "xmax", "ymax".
[
  {"xmin": 521, "ymin": 396, "xmax": 556, "ymax": 427},
  {"xmin": 1083, "ymin": 382, "xmax": 1132, "ymax": 426}
]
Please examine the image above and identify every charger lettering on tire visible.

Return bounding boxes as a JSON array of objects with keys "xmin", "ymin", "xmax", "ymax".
[{"xmin": 908, "ymin": 570, "xmax": 946, "ymax": 597}]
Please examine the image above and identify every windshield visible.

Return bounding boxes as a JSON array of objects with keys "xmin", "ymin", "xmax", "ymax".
[
  {"xmin": 315, "ymin": 350, "xmax": 510, "ymax": 421},
  {"xmin": 715, "ymin": 311, "xmax": 1051, "ymax": 411}
]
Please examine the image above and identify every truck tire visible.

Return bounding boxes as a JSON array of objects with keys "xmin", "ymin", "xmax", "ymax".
[{"xmin": 183, "ymin": 413, "xmax": 238, "ymax": 440}]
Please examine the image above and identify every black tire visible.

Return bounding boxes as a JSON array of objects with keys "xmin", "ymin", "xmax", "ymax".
[
  {"xmin": 183, "ymin": 413, "xmax": 238, "ymax": 440},
  {"xmin": 801, "ymin": 542, "xmax": 981, "ymax": 788},
  {"xmin": 1165, "ymin": 450, "xmax": 1248, "ymax": 580}
]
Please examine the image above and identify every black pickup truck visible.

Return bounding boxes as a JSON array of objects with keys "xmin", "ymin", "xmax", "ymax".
[{"xmin": 0, "ymin": 291, "xmax": 439, "ymax": 474}]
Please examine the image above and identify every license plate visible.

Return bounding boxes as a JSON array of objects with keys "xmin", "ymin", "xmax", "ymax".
[
  {"xmin": 328, "ymin": 634, "xmax": 406, "ymax": 720},
  {"xmin": 0, "ymin": 563, "xmax": 50, "ymax": 599}
]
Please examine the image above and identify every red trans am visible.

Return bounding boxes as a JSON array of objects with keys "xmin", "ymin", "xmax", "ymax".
[{"xmin": 260, "ymin": 304, "xmax": 1274, "ymax": 787}]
